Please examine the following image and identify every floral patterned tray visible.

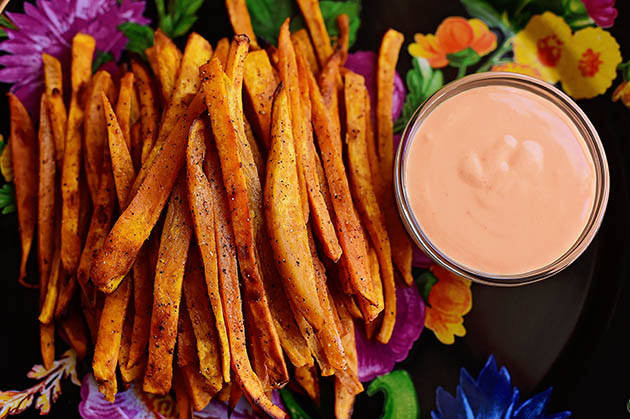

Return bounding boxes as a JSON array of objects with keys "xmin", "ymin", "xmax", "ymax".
[{"xmin": 0, "ymin": 0, "xmax": 628, "ymax": 418}]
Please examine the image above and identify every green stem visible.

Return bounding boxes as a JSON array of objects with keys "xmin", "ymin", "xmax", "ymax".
[
  {"xmin": 457, "ymin": 65, "xmax": 468, "ymax": 79},
  {"xmin": 476, "ymin": 37, "xmax": 514, "ymax": 73}
]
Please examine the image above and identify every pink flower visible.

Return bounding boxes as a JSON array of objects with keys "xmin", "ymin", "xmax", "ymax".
[
  {"xmin": 0, "ymin": 0, "xmax": 149, "ymax": 113},
  {"xmin": 582, "ymin": 0, "xmax": 617, "ymax": 28}
]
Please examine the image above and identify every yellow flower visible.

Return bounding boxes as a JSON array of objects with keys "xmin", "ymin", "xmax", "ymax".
[
  {"xmin": 0, "ymin": 135, "xmax": 13, "ymax": 182},
  {"xmin": 612, "ymin": 81, "xmax": 630, "ymax": 109},
  {"xmin": 491, "ymin": 62, "xmax": 543, "ymax": 79},
  {"xmin": 513, "ymin": 12, "xmax": 572, "ymax": 84},
  {"xmin": 559, "ymin": 27, "xmax": 622, "ymax": 99},
  {"xmin": 424, "ymin": 265, "xmax": 472, "ymax": 345}
]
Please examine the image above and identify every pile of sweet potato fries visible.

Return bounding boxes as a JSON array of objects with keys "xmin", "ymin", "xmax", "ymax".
[{"xmin": 7, "ymin": 0, "xmax": 413, "ymax": 417}]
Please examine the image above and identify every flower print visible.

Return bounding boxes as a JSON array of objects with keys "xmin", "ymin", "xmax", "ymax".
[
  {"xmin": 581, "ymin": 0, "xmax": 617, "ymax": 28},
  {"xmin": 559, "ymin": 27, "xmax": 621, "ymax": 99},
  {"xmin": 408, "ymin": 17, "xmax": 497, "ymax": 69},
  {"xmin": 612, "ymin": 81, "xmax": 630, "ymax": 109},
  {"xmin": 491, "ymin": 62, "xmax": 543, "ymax": 79},
  {"xmin": 424, "ymin": 265, "xmax": 472, "ymax": 345},
  {"xmin": 513, "ymin": 12, "xmax": 573, "ymax": 84},
  {"xmin": 0, "ymin": 0, "xmax": 149, "ymax": 113}
]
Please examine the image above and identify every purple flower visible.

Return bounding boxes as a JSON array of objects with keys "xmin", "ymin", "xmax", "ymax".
[
  {"xmin": 582, "ymin": 0, "xmax": 617, "ymax": 28},
  {"xmin": 0, "ymin": 0, "xmax": 149, "ymax": 113},
  {"xmin": 355, "ymin": 282, "xmax": 425, "ymax": 382}
]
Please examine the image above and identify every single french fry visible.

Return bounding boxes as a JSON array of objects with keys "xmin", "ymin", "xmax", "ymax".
[
  {"xmin": 377, "ymin": 29, "xmax": 413, "ymax": 286},
  {"xmin": 54, "ymin": 276, "xmax": 78, "ymax": 320},
  {"xmin": 61, "ymin": 33, "xmax": 95, "ymax": 276},
  {"xmin": 365, "ymin": 92, "xmax": 384, "ymax": 204},
  {"xmin": 295, "ymin": 365, "xmax": 320, "ymax": 404},
  {"xmin": 145, "ymin": 45, "xmax": 160, "ymax": 82},
  {"xmin": 217, "ymin": 382, "xmax": 232, "ymax": 403},
  {"xmin": 296, "ymin": 50, "xmax": 342, "ymax": 261},
  {"xmin": 127, "ymin": 246, "xmax": 153, "ymax": 374},
  {"xmin": 229, "ymin": 384, "xmax": 242, "ymax": 410},
  {"xmin": 296, "ymin": 0, "xmax": 333, "ymax": 66},
  {"xmin": 144, "ymin": 179, "xmax": 192, "ymax": 394},
  {"xmin": 59, "ymin": 306, "xmax": 89, "ymax": 360},
  {"xmin": 205, "ymin": 143, "xmax": 286, "ymax": 419},
  {"xmin": 180, "ymin": 365, "xmax": 216, "ymax": 412},
  {"xmin": 131, "ymin": 61, "xmax": 160, "ymax": 165},
  {"xmin": 336, "ymin": 14, "xmax": 350, "ymax": 64},
  {"xmin": 39, "ymin": 247, "xmax": 61, "ymax": 324},
  {"xmin": 133, "ymin": 33, "xmax": 212, "ymax": 197},
  {"xmin": 130, "ymin": 121, "xmax": 142, "ymax": 169},
  {"xmin": 214, "ymin": 38, "xmax": 230, "ymax": 69},
  {"xmin": 84, "ymin": 70, "xmax": 116, "ymax": 202},
  {"xmin": 334, "ymin": 301, "xmax": 363, "ymax": 418},
  {"xmin": 177, "ymin": 303, "xmax": 196, "ymax": 368},
  {"xmin": 116, "ymin": 72, "xmax": 135, "ymax": 149},
  {"xmin": 154, "ymin": 29, "xmax": 183, "ymax": 103},
  {"xmin": 174, "ymin": 369, "xmax": 193, "ymax": 419},
  {"xmin": 202, "ymin": 58, "xmax": 288, "ymax": 387},
  {"xmin": 40, "ymin": 323, "xmax": 55, "ymax": 370},
  {"xmin": 357, "ymin": 242, "xmax": 384, "ymax": 323},
  {"xmin": 225, "ymin": 0, "xmax": 259, "ymax": 49},
  {"xmin": 119, "ymin": 308, "xmax": 141, "ymax": 383},
  {"xmin": 306, "ymin": 65, "xmax": 377, "ymax": 305},
  {"xmin": 186, "ymin": 118, "xmax": 230, "ymax": 383},
  {"xmin": 92, "ymin": 278, "xmax": 131, "ymax": 401},
  {"xmin": 243, "ymin": 50, "xmax": 278, "ymax": 149},
  {"xmin": 244, "ymin": 117, "xmax": 265, "ymax": 178},
  {"xmin": 9, "ymin": 93, "xmax": 37, "ymax": 288},
  {"xmin": 90, "ymin": 93, "xmax": 205, "ymax": 293},
  {"xmin": 38, "ymin": 94, "xmax": 56, "ymax": 297},
  {"xmin": 267, "ymin": 45, "xmax": 279, "ymax": 68},
  {"xmin": 182, "ymin": 250, "xmax": 224, "ymax": 393},
  {"xmin": 292, "ymin": 29, "xmax": 319, "ymax": 74},
  {"xmin": 318, "ymin": 51, "xmax": 343, "ymax": 150},
  {"xmin": 345, "ymin": 71, "xmax": 393, "ymax": 340},
  {"xmin": 42, "ymin": 53, "xmax": 66, "ymax": 167}
]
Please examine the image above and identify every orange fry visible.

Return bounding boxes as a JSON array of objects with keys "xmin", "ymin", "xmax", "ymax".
[
  {"xmin": 131, "ymin": 61, "xmax": 160, "ymax": 165},
  {"xmin": 174, "ymin": 369, "xmax": 193, "ymax": 419},
  {"xmin": 225, "ymin": 0, "xmax": 259, "ymax": 49},
  {"xmin": 59, "ymin": 307, "xmax": 89, "ymax": 360},
  {"xmin": 42, "ymin": 53, "xmax": 66, "ymax": 167},
  {"xmin": 145, "ymin": 45, "xmax": 160, "ymax": 83},
  {"xmin": 9, "ymin": 93, "xmax": 37, "ymax": 288},
  {"xmin": 296, "ymin": 0, "xmax": 333, "ymax": 66},
  {"xmin": 116, "ymin": 72, "xmax": 135, "ymax": 148},
  {"xmin": 213, "ymin": 37, "xmax": 230, "ymax": 69},
  {"xmin": 180, "ymin": 364, "xmax": 216, "ymax": 412},
  {"xmin": 318, "ymin": 51, "xmax": 343, "ymax": 150},
  {"xmin": 61, "ymin": 33, "xmax": 95, "ymax": 276},
  {"xmin": 334, "ymin": 301, "xmax": 363, "ymax": 419},
  {"xmin": 40, "ymin": 323, "xmax": 55, "ymax": 370},
  {"xmin": 177, "ymin": 303, "xmax": 196, "ymax": 369},
  {"xmin": 154, "ymin": 29, "xmax": 182, "ymax": 102},
  {"xmin": 243, "ymin": 49, "xmax": 278, "ymax": 149},
  {"xmin": 186, "ymin": 117, "xmax": 230, "ymax": 383},
  {"xmin": 291, "ymin": 29, "xmax": 319, "ymax": 74},
  {"xmin": 295, "ymin": 365, "xmax": 320, "ymax": 404},
  {"xmin": 336, "ymin": 14, "xmax": 350, "ymax": 64}
]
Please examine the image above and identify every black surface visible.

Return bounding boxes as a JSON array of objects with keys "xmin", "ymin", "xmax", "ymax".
[{"xmin": 1, "ymin": 0, "xmax": 629, "ymax": 418}]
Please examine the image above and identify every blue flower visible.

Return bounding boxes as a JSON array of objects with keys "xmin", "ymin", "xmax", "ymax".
[{"xmin": 432, "ymin": 355, "xmax": 571, "ymax": 419}]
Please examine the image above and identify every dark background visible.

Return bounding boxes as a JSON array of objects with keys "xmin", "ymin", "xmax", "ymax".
[{"xmin": 1, "ymin": 0, "xmax": 629, "ymax": 417}]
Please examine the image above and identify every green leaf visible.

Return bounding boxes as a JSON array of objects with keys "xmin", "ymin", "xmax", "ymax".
[
  {"xmin": 92, "ymin": 51, "xmax": 114, "ymax": 73},
  {"xmin": 0, "ymin": 183, "xmax": 16, "ymax": 215},
  {"xmin": 0, "ymin": 15, "xmax": 15, "ymax": 29},
  {"xmin": 157, "ymin": 0, "xmax": 204, "ymax": 39},
  {"xmin": 447, "ymin": 47, "xmax": 481, "ymax": 67},
  {"xmin": 119, "ymin": 22, "xmax": 154, "ymax": 57},
  {"xmin": 290, "ymin": 0, "xmax": 361, "ymax": 48},
  {"xmin": 619, "ymin": 61, "xmax": 630, "ymax": 82},
  {"xmin": 394, "ymin": 57, "xmax": 443, "ymax": 133},
  {"xmin": 155, "ymin": 0, "xmax": 166, "ymax": 22},
  {"xmin": 367, "ymin": 370, "xmax": 419, "ymax": 419},
  {"xmin": 279, "ymin": 389, "xmax": 312, "ymax": 419},
  {"xmin": 460, "ymin": 0, "xmax": 512, "ymax": 34},
  {"xmin": 415, "ymin": 271, "xmax": 438, "ymax": 305},
  {"xmin": 247, "ymin": 0, "xmax": 295, "ymax": 45}
]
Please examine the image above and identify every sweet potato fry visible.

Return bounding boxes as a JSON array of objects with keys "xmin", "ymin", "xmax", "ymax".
[
  {"xmin": 364, "ymin": 93, "xmax": 384, "ymax": 203},
  {"xmin": 296, "ymin": 50, "xmax": 341, "ymax": 261},
  {"xmin": 336, "ymin": 14, "xmax": 350, "ymax": 64},
  {"xmin": 40, "ymin": 323, "xmax": 55, "ymax": 370},
  {"xmin": 377, "ymin": 29, "xmax": 413, "ymax": 286},
  {"xmin": 243, "ymin": 50, "xmax": 278, "ymax": 149},
  {"xmin": 116, "ymin": 72, "xmax": 135, "ymax": 148},
  {"xmin": 182, "ymin": 250, "xmax": 224, "ymax": 392},
  {"xmin": 295, "ymin": 365, "xmax": 320, "ymax": 404},
  {"xmin": 357, "ymin": 242, "xmax": 384, "ymax": 323},
  {"xmin": 133, "ymin": 33, "xmax": 212, "ymax": 196},
  {"xmin": 296, "ymin": 0, "xmax": 333, "ymax": 66},
  {"xmin": 266, "ymin": 83, "xmax": 345, "ymax": 370},
  {"xmin": 127, "ymin": 246, "xmax": 153, "ymax": 373},
  {"xmin": 180, "ymin": 365, "xmax": 216, "ymax": 412},
  {"xmin": 291, "ymin": 29, "xmax": 319, "ymax": 74},
  {"xmin": 318, "ymin": 51, "xmax": 343, "ymax": 150},
  {"xmin": 61, "ymin": 33, "xmax": 95, "ymax": 276},
  {"xmin": 38, "ymin": 95, "xmax": 56, "ymax": 296},
  {"xmin": 225, "ymin": 0, "xmax": 259, "ymax": 49},
  {"xmin": 42, "ymin": 53, "xmax": 66, "ymax": 167},
  {"xmin": 334, "ymin": 301, "xmax": 363, "ymax": 419},
  {"xmin": 131, "ymin": 61, "xmax": 160, "ymax": 165},
  {"xmin": 92, "ymin": 278, "xmax": 131, "ymax": 401},
  {"xmin": 306, "ymin": 65, "xmax": 377, "ymax": 305},
  {"xmin": 90, "ymin": 93, "xmax": 205, "ymax": 293},
  {"xmin": 214, "ymin": 38, "xmax": 230, "ymax": 69},
  {"xmin": 202, "ymin": 58, "xmax": 287, "ymax": 387},
  {"xmin": 154, "ymin": 29, "xmax": 182, "ymax": 102},
  {"xmin": 205, "ymin": 143, "xmax": 287, "ymax": 419},
  {"xmin": 39, "ymin": 248, "xmax": 62, "ymax": 325},
  {"xmin": 84, "ymin": 70, "xmax": 116, "ymax": 202},
  {"xmin": 59, "ymin": 306, "xmax": 89, "ymax": 360},
  {"xmin": 177, "ymin": 303, "xmax": 196, "ymax": 368},
  {"xmin": 145, "ymin": 45, "xmax": 160, "ymax": 81},
  {"xmin": 144, "ymin": 179, "xmax": 192, "ymax": 394},
  {"xmin": 9, "ymin": 93, "xmax": 37, "ymax": 288},
  {"xmin": 345, "ymin": 71, "xmax": 394, "ymax": 341},
  {"xmin": 130, "ymin": 121, "xmax": 142, "ymax": 169},
  {"xmin": 186, "ymin": 118, "xmax": 230, "ymax": 383},
  {"xmin": 119, "ymin": 310, "xmax": 139, "ymax": 383},
  {"xmin": 174, "ymin": 369, "xmax": 193, "ymax": 419}
]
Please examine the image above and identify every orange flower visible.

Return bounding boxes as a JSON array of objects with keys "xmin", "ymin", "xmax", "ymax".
[
  {"xmin": 612, "ymin": 81, "xmax": 630, "ymax": 108},
  {"xmin": 491, "ymin": 62, "xmax": 543, "ymax": 79},
  {"xmin": 424, "ymin": 265, "xmax": 472, "ymax": 344},
  {"xmin": 409, "ymin": 17, "xmax": 497, "ymax": 68}
]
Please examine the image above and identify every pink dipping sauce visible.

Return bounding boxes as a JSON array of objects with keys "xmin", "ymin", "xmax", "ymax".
[{"xmin": 405, "ymin": 85, "xmax": 596, "ymax": 275}]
